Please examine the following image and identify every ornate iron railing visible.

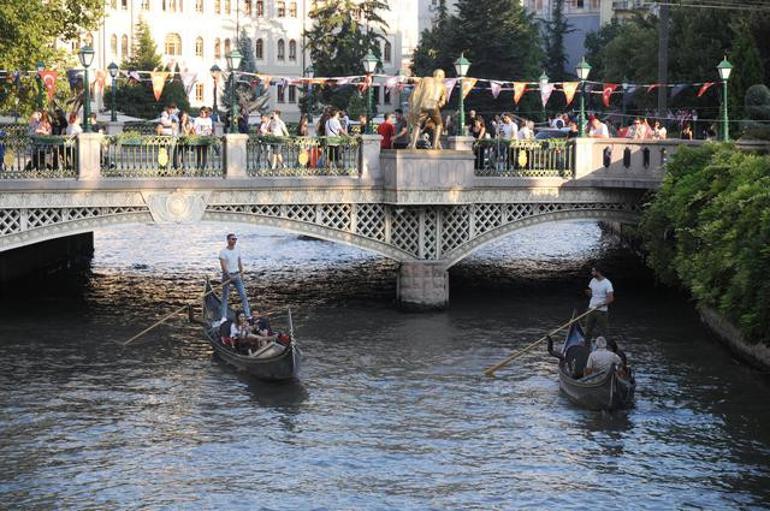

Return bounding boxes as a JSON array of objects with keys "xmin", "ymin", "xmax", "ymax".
[
  {"xmin": 0, "ymin": 134, "xmax": 78, "ymax": 179},
  {"xmin": 246, "ymin": 135, "xmax": 361, "ymax": 177},
  {"xmin": 473, "ymin": 139, "xmax": 575, "ymax": 178},
  {"xmin": 101, "ymin": 134, "xmax": 224, "ymax": 177},
  {"xmin": 122, "ymin": 121, "xmax": 161, "ymax": 135}
]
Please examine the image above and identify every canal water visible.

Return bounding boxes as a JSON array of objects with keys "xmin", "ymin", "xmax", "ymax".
[{"xmin": 1, "ymin": 222, "xmax": 769, "ymax": 510}]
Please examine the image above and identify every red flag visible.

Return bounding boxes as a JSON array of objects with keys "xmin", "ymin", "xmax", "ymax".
[
  {"xmin": 38, "ymin": 70, "xmax": 58, "ymax": 102},
  {"xmin": 646, "ymin": 84, "xmax": 661, "ymax": 94},
  {"xmin": 358, "ymin": 74, "xmax": 373, "ymax": 93},
  {"xmin": 602, "ymin": 83, "xmax": 618, "ymax": 108},
  {"xmin": 697, "ymin": 82, "xmax": 715, "ymax": 97}
]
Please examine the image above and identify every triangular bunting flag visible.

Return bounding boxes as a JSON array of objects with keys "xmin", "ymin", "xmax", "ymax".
[
  {"xmin": 150, "ymin": 71, "xmax": 169, "ymax": 101},
  {"xmin": 540, "ymin": 83, "xmax": 555, "ymax": 108},
  {"xmin": 670, "ymin": 84, "xmax": 688, "ymax": 99},
  {"xmin": 385, "ymin": 76, "xmax": 399, "ymax": 90},
  {"xmin": 562, "ymin": 82, "xmax": 579, "ymax": 106},
  {"xmin": 443, "ymin": 78, "xmax": 458, "ymax": 102},
  {"xmin": 697, "ymin": 82, "xmax": 715, "ymax": 98},
  {"xmin": 358, "ymin": 74, "xmax": 373, "ymax": 93},
  {"xmin": 38, "ymin": 70, "xmax": 58, "ymax": 102},
  {"xmin": 513, "ymin": 82, "xmax": 527, "ymax": 104},
  {"xmin": 461, "ymin": 78, "xmax": 477, "ymax": 100},
  {"xmin": 646, "ymin": 83, "xmax": 661, "ymax": 94},
  {"xmin": 336, "ymin": 77, "xmax": 352, "ymax": 86},
  {"xmin": 180, "ymin": 71, "xmax": 198, "ymax": 94},
  {"xmin": 602, "ymin": 83, "xmax": 619, "ymax": 107},
  {"xmin": 128, "ymin": 70, "xmax": 141, "ymax": 83},
  {"xmin": 490, "ymin": 81, "xmax": 502, "ymax": 99}
]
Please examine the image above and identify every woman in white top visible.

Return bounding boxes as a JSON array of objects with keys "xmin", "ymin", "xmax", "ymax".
[
  {"xmin": 65, "ymin": 112, "xmax": 82, "ymax": 137},
  {"xmin": 324, "ymin": 109, "xmax": 346, "ymax": 168},
  {"xmin": 517, "ymin": 120, "xmax": 534, "ymax": 140},
  {"xmin": 498, "ymin": 114, "xmax": 518, "ymax": 141},
  {"xmin": 269, "ymin": 110, "xmax": 290, "ymax": 170}
]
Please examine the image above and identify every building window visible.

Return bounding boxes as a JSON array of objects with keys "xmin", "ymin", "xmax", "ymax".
[
  {"xmin": 121, "ymin": 0, "xmax": 128, "ymax": 9},
  {"xmin": 256, "ymin": 0, "xmax": 264, "ymax": 15},
  {"xmin": 384, "ymin": 41, "xmax": 391, "ymax": 63},
  {"xmin": 373, "ymin": 85, "xmax": 381, "ymax": 105},
  {"xmin": 255, "ymin": 38, "xmax": 264, "ymax": 59},
  {"xmin": 164, "ymin": 33, "xmax": 182, "ymax": 55},
  {"xmin": 244, "ymin": 0, "xmax": 252, "ymax": 15},
  {"xmin": 224, "ymin": 38, "xmax": 231, "ymax": 55},
  {"xmin": 142, "ymin": 0, "xmax": 150, "ymax": 9},
  {"xmin": 110, "ymin": 0, "xmax": 117, "ymax": 9},
  {"xmin": 224, "ymin": 0, "xmax": 230, "ymax": 14},
  {"xmin": 289, "ymin": 1, "xmax": 297, "ymax": 16},
  {"xmin": 111, "ymin": 35, "xmax": 118, "ymax": 57},
  {"xmin": 71, "ymin": 39, "xmax": 80, "ymax": 52},
  {"xmin": 277, "ymin": 1, "xmax": 285, "ymax": 16},
  {"xmin": 121, "ymin": 35, "xmax": 129, "ymax": 58},
  {"xmin": 590, "ymin": 0, "xmax": 600, "ymax": 7},
  {"xmin": 195, "ymin": 37, "xmax": 204, "ymax": 57},
  {"xmin": 215, "ymin": 0, "xmax": 220, "ymax": 13},
  {"xmin": 277, "ymin": 84, "xmax": 285, "ymax": 103},
  {"xmin": 288, "ymin": 40, "xmax": 296, "ymax": 61},
  {"xmin": 384, "ymin": 87, "xmax": 391, "ymax": 104},
  {"xmin": 195, "ymin": 83, "xmax": 204, "ymax": 102},
  {"xmin": 288, "ymin": 85, "xmax": 296, "ymax": 103},
  {"xmin": 214, "ymin": 38, "xmax": 221, "ymax": 58},
  {"xmin": 277, "ymin": 39, "xmax": 285, "ymax": 60},
  {"xmin": 196, "ymin": 0, "xmax": 203, "ymax": 12}
]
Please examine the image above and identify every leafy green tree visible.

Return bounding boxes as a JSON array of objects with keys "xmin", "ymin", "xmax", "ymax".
[
  {"xmin": 411, "ymin": 0, "xmax": 456, "ymax": 77},
  {"xmin": 303, "ymin": 0, "xmax": 389, "ymax": 110},
  {"xmin": 542, "ymin": 0, "xmax": 573, "ymax": 82},
  {"xmin": 122, "ymin": 21, "xmax": 162, "ymax": 71}
]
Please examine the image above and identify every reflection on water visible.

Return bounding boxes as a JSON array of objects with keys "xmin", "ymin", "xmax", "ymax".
[{"xmin": 1, "ymin": 221, "xmax": 769, "ymax": 509}]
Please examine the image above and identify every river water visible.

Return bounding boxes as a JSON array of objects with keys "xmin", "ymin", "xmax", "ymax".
[{"xmin": 1, "ymin": 221, "xmax": 769, "ymax": 510}]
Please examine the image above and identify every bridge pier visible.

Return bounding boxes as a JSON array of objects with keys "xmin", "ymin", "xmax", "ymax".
[
  {"xmin": 397, "ymin": 262, "xmax": 449, "ymax": 311},
  {"xmin": 0, "ymin": 232, "xmax": 94, "ymax": 286}
]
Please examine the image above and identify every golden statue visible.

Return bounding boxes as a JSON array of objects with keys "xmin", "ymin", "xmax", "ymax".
[{"xmin": 407, "ymin": 69, "xmax": 447, "ymax": 149}]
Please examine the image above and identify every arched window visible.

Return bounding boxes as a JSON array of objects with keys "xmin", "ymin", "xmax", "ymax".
[
  {"xmin": 121, "ymin": 0, "xmax": 128, "ymax": 9},
  {"xmin": 111, "ymin": 35, "xmax": 118, "ymax": 57},
  {"xmin": 277, "ymin": 1, "xmax": 285, "ymax": 16},
  {"xmin": 110, "ymin": 0, "xmax": 117, "ymax": 9},
  {"xmin": 289, "ymin": 1, "xmax": 297, "ymax": 16},
  {"xmin": 195, "ymin": 83, "xmax": 204, "ymax": 102},
  {"xmin": 277, "ymin": 39, "xmax": 285, "ymax": 60},
  {"xmin": 224, "ymin": 38, "xmax": 231, "ymax": 55},
  {"xmin": 195, "ymin": 0, "xmax": 203, "ymax": 12},
  {"xmin": 121, "ymin": 34, "xmax": 129, "ymax": 58},
  {"xmin": 195, "ymin": 37, "xmax": 204, "ymax": 57},
  {"xmin": 164, "ymin": 33, "xmax": 182, "ymax": 55},
  {"xmin": 255, "ymin": 38, "xmax": 264, "ymax": 59},
  {"xmin": 142, "ymin": 0, "xmax": 150, "ymax": 10},
  {"xmin": 256, "ymin": 0, "xmax": 264, "ymax": 15},
  {"xmin": 244, "ymin": 0, "xmax": 252, "ymax": 15},
  {"xmin": 384, "ymin": 41, "xmax": 392, "ymax": 63},
  {"xmin": 224, "ymin": 0, "xmax": 230, "ymax": 14},
  {"xmin": 288, "ymin": 40, "xmax": 296, "ymax": 61},
  {"xmin": 215, "ymin": 0, "xmax": 220, "ymax": 13},
  {"xmin": 214, "ymin": 38, "xmax": 221, "ymax": 58}
]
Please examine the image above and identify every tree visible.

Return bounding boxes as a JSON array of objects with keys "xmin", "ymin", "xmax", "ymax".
[
  {"xmin": 220, "ymin": 31, "xmax": 269, "ymax": 122},
  {"xmin": 411, "ymin": 0, "xmax": 456, "ymax": 77},
  {"xmin": 122, "ymin": 21, "xmax": 162, "ymax": 71},
  {"xmin": 303, "ymin": 0, "xmax": 389, "ymax": 110},
  {"xmin": 542, "ymin": 0, "xmax": 573, "ymax": 82},
  {"xmin": 728, "ymin": 20, "xmax": 765, "ymax": 120}
]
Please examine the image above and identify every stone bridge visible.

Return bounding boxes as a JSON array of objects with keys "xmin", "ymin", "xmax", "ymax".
[{"xmin": 0, "ymin": 132, "xmax": 702, "ymax": 308}]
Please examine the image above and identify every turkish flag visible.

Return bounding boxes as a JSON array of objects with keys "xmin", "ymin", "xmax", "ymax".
[
  {"xmin": 38, "ymin": 70, "xmax": 58, "ymax": 102},
  {"xmin": 697, "ymin": 82, "xmax": 715, "ymax": 97},
  {"xmin": 602, "ymin": 83, "xmax": 618, "ymax": 108}
]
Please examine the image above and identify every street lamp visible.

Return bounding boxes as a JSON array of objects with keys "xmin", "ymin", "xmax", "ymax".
[
  {"xmin": 717, "ymin": 56, "xmax": 733, "ymax": 142},
  {"xmin": 539, "ymin": 71, "xmax": 549, "ymax": 122},
  {"xmin": 304, "ymin": 64, "xmax": 315, "ymax": 124},
  {"xmin": 78, "ymin": 46, "xmax": 95, "ymax": 132},
  {"xmin": 35, "ymin": 61, "xmax": 45, "ymax": 110},
  {"xmin": 108, "ymin": 62, "xmax": 119, "ymax": 122},
  {"xmin": 225, "ymin": 48, "xmax": 243, "ymax": 134},
  {"xmin": 362, "ymin": 50, "xmax": 378, "ymax": 134},
  {"xmin": 575, "ymin": 56, "xmax": 591, "ymax": 137},
  {"xmin": 454, "ymin": 53, "xmax": 470, "ymax": 136},
  {"xmin": 210, "ymin": 64, "xmax": 221, "ymax": 122}
]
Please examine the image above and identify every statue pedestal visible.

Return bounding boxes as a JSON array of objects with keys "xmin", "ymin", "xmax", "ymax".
[{"xmin": 380, "ymin": 149, "xmax": 474, "ymax": 204}]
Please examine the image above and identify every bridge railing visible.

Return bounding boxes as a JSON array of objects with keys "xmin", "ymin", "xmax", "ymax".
[
  {"xmin": 101, "ymin": 133, "xmax": 224, "ymax": 177},
  {"xmin": 246, "ymin": 135, "xmax": 361, "ymax": 177},
  {"xmin": 473, "ymin": 139, "xmax": 574, "ymax": 178},
  {"xmin": 0, "ymin": 133, "xmax": 78, "ymax": 179}
]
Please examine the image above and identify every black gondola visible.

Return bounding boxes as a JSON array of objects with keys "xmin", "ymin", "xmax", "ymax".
[
  {"xmin": 548, "ymin": 322, "xmax": 635, "ymax": 411},
  {"xmin": 199, "ymin": 279, "xmax": 301, "ymax": 381}
]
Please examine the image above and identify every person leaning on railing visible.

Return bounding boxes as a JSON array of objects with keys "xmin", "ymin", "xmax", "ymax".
[
  {"xmin": 193, "ymin": 107, "xmax": 214, "ymax": 170},
  {"xmin": 324, "ymin": 108, "xmax": 347, "ymax": 169}
]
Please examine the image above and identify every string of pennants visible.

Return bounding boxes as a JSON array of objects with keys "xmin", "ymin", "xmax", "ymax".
[{"xmin": 1, "ymin": 68, "xmax": 720, "ymax": 108}]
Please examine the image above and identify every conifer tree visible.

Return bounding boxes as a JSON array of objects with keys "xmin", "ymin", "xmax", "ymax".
[
  {"xmin": 122, "ymin": 21, "xmax": 162, "ymax": 71},
  {"xmin": 543, "ymin": 0, "xmax": 573, "ymax": 82}
]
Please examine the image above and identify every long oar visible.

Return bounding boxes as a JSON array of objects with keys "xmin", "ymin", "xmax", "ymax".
[
  {"xmin": 122, "ymin": 279, "xmax": 231, "ymax": 346},
  {"xmin": 483, "ymin": 306, "xmax": 601, "ymax": 377}
]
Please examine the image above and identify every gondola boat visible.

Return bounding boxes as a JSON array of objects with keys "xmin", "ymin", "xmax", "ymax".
[
  {"xmin": 199, "ymin": 279, "xmax": 301, "ymax": 381},
  {"xmin": 548, "ymin": 322, "xmax": 635, "ymax": 411}
]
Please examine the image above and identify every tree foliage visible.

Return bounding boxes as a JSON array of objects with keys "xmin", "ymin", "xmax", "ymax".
[
  {"xmin": 542, "ymin": 0, "xmax": 573, "ymax": 82},
  {"xmin": 640, "ymin": 144, "xmax": 770, "ymax": 343},
  {"xmin": 303, "ymin": 0, "xmax": 389, "ymax": 110},
  {"xmin": 122, "ymin": 21, "xmax": 162, "ymax": 71}
]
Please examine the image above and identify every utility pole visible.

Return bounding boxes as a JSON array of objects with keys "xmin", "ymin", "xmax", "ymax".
[{"xmin": 657, "ymin": 2, "xmax": 669, "ymax": 116}]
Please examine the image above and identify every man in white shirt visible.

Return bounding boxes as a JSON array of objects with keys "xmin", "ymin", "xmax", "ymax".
[
  {"xmin": 219, "ymin": 233, "xmax": 251, "ymax": 319},
  {"xmin": 585, "ymin": 265, "xmax": 614, "ymax": 340},
  {"xmin": 498, "ymin": 114, "xmax": 518, "ymax": 141},
  {"xmin": 584, "ymin": 337, "xmax": 622, "ymax": 376},
  {"xmin": 325, "ymin": 108, "xmax": 346, "ymax": 167},
  {"xmin": 588, "ymin": 116, "xmax": 610, "ymax": 138},
  {"xmin": 158, "ymin": 103, "xmax": 179, "ymax": 136},
  {"xmin": 269, "ymin": 109, "xmax": 290, "ymax": 170}
]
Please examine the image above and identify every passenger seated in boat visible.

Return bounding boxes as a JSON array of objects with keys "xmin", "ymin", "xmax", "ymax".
[
  {"xmin": 547, "ymin": 335, "xmax": 589, "ymax": 379},
  {"xmin": 249, "ymin": 307, "xmax": 274, "ymax": 337},
  {"xmin": 584, "ymin": 336, "xmax": 622, "ymax": 377}
]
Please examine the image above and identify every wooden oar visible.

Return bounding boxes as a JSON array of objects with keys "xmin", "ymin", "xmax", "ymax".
[
  {"xmin": 121, "ymin": 279, "xmax": 231, "ymax": 346},
  {"xmin": 483, "ymin": 305, "xmax": 601, "ymax": 377}
]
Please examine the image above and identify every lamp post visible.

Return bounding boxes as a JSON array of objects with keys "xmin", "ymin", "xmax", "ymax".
[
  {"xmin": 362, "ymin": 50, "xmax": 378, "ymax": 134},
  {"xmin": 717, "ymin": 56, "xmax": 733, "ymax": 142},
  {"xmin": 78, "ymin": 46, "xmax": 95, "ymax": 132},
  {"xmin": 108, "ymin": 62, "xmax": 119, "ymax": 122},
  {"xmin": 305, "ymin": 64, "xmax": 314, "ymax": 124},
  {"xmin": 210, "ymin": 64, "xmax": 221, "ymax": 123},
  {"xmin": 575, "ymin": 57, "xmax": 591, "ymax": 137},
  {"xmin": 35, "ymin": 61, "xmax": 45, "ymax": 110},
  {"xmin": 539, "ymin": 71, "xmax": 549, "ymax": 123},
  {"xmin": 454, "ymin": 53, "xmax": 470, "ymax": 136},
  {"xmin": 225, "ymin": 48, "xmax": 243, "ymax": 134},
  {"xmin": 621, "ymin": 75, "xmax": 629, "ymax": 120}
]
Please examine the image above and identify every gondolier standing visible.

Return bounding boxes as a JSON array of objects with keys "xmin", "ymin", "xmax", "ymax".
[
  {"xmin": 219, "ymin": 233, "xmax": 251, "ymax": 319},
  {"xmin": 585, "ymin": 266, "xmax": 614, "ymax": 341}
]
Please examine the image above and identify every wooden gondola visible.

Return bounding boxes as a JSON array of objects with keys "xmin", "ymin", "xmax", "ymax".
[
  {"xmin": 548, "ymin": 322, "xmax": 635, "ymax": 411},
  {"xmin": 198, "ymin": 279, "xmax": 301, "ymax": 381}
]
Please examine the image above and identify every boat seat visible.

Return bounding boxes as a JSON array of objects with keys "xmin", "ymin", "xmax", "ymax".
[{"xmin": 565, "ymin": 345, "xmax": 589, "ymax": 378}]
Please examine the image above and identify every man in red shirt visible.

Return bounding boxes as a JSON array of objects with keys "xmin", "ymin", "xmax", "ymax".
[{"xmin": 377, "ymin": 112, "xmax": 396, "ymax": 149}]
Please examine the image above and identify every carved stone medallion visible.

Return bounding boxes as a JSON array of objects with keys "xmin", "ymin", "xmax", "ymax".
[{"xmin": 142, "ymin": 191, "xmax": 210, "ymax": 224}]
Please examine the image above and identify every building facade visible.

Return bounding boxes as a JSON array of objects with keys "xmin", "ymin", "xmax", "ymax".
[{"xmin": 66, "ymin": 0, "xmax": 421, "ymax": 120}]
